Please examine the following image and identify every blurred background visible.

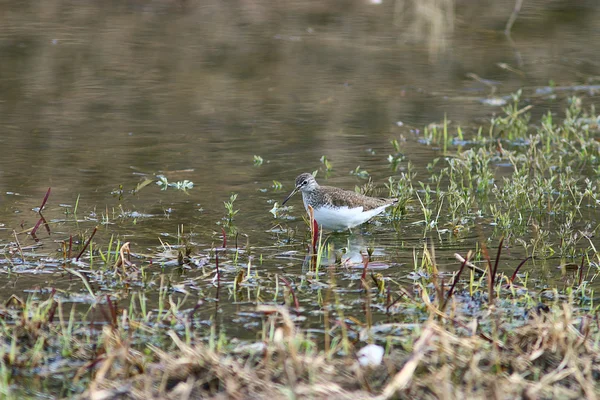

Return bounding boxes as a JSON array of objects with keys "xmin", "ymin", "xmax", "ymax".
[{"xmin": 0, "ymin": 0, "xmax": 599, "ymax": 243}]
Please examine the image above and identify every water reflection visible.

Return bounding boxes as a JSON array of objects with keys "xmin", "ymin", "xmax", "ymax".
[
  {"xmin": 1, "ymin": 0, "xmax": 600, "ymax": 303},
  {"xmin": 301, "ymin": 232, "xmax": 392, "ymax": 270}
]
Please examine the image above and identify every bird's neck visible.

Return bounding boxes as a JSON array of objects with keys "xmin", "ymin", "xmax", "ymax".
[{"xmin": 301, "ymin": 190, "xmax": 315, "ymax": 208}]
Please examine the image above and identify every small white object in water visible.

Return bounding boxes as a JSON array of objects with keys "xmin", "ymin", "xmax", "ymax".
[
  {"xmin": 357, "ymin": 344, "xmax": 384, "ymax": 367},
  {"xmin": 480, "ymin": 97, "xmax": 507, "ymax": 106}
]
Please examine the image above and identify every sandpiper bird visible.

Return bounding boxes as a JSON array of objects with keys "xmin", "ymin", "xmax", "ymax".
[{"xmin": 282, "ymin": 173, "xmax": 398, "ymax": 231}]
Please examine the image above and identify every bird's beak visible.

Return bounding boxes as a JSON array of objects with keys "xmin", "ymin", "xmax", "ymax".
[{"xmin": 282, "ymin": 186, "xmax": 300, "ymax": 206}]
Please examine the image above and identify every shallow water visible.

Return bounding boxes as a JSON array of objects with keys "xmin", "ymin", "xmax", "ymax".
[{"xmin": 1, "ymin": 0, "xmax": 600, "ymax": 337}]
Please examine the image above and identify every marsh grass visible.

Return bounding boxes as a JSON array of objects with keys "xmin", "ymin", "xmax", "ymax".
[
  {"xmin": 4, "ymin": 202, "xmax": 600, "ymax": 400},
  {"xmin": 404, "ymin": 93, "xmax": 600, "ymax": 261},
  {"xmin": 3, "ymin": 95, "xmax": 600, "ymax": 398},
  {"xmin": 3, "ymin": 250, "xmax": 599, "ymax": 399}
]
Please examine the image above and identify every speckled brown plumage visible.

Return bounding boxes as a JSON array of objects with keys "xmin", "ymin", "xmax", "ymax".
[
  {"xmin": 289, "ymin": 172, "xmax": 397, "ymax": 210},
  {"xmin": 282, "ymin": 172, "xmax": 398, "ymax": 230},
  {"xmin": 303, "ymin": 185, "xmax": 397, "ymax": 211}
]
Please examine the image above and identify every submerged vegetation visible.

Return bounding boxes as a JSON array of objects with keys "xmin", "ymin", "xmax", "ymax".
[{"xmin": 3, "ymin": 94, "xmax": 600, "ymax": 398}]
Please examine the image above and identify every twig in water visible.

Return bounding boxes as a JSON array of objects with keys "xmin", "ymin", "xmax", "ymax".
[
  {"xmin": 509, "ymin": 256, "xmax": 532, "ymax": 284},
  {"xmin": 12, "ymin": 230, "xmax": 25, "ymax": 265},
  {"xmin": 483, "ymin": 236, "xmax": 504, "ymax": 306},
  {"xmin": 453, "ymin": 253, "xmax": 486, "ymax": 275},
  {"xmin": 221, "ymin": 227, "xmax": 227, "ymax": 249},
  {"xmin": 113, "ymin": 242, "xmax": 135, "ymax": 274},
  {"xmin": 76, "ymin": 227, "xmax": 98, "ymax": 261},
  {"xmin": 442, "ymin": 250, "xmax": 472, "ymax": 311},
  {"xmin": 39, "ymin": 187, "xmax": 51, "ymax": 211},
  {"xmin": 279, "ymin": 276, "xmax": 300, "ymax": 312},
  {"xmin": 504, "ymin": 0, "xmax": 523, "ymax": 36},
  {"xmin": 360, "ymin": 252, "xmax": 369, "ymax": 284},
  {"xmin": 31, "ymin": 188, "xmax": 52, "ymax": 240}
]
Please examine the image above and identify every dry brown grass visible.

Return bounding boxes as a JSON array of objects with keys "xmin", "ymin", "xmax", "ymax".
[{"xmin": 80, "ymin": 301, "xmax": 600, "ymax": 400}]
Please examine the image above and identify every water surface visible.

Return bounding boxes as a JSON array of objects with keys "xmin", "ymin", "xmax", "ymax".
[{"xmin": 1, "ymin": 0, "xmax": 600, "ymax": 335}]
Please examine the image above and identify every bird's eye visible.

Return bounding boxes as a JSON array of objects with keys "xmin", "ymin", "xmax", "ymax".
[{"xmin": 301, "ymin": 180, "xmax": 307, "ymax": 186}]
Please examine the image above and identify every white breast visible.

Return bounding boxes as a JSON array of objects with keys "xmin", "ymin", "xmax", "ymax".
[{"xmin": 309, "ymin": 203, "xmax": 391, "ymax": 231}]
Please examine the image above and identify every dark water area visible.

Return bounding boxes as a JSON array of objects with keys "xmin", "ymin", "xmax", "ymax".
[{"xmin": 1, "ymin": 0, "xmax": 600, "ymax": 337}]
